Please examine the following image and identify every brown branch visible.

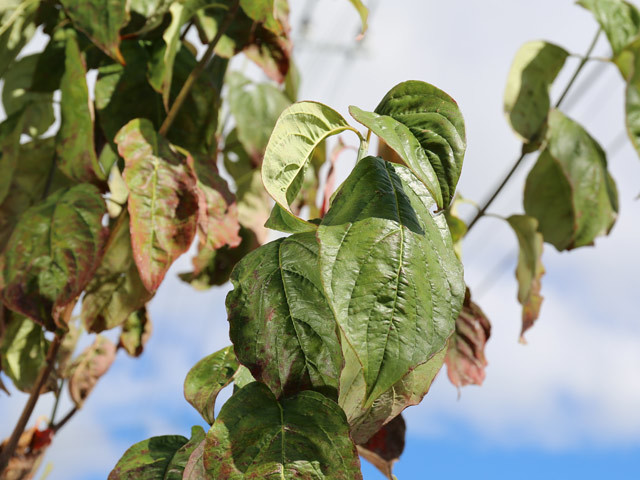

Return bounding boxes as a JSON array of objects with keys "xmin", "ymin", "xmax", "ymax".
[
  {"xmin": 158, "ymin": 0, "xmax": 240, "ymax": 137},
  {"xmin": 51, "ymin": 407, "xmax": 78, "ymax": 434}
]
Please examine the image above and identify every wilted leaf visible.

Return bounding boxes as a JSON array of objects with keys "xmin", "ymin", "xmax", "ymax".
[
  {"xmin": 227, "ymin": 72, "xmax": 291, "ymax": 162},
  {"xmin": 81, "ymin": 213, "xmax": 152, "ymax": 333},
  {"xmin": 57, "ymin": 318, "xmax": 81, "ymax": 378},
  {"xmin": 1, "ymin": 185, "xmax": 107, "ymax": 330},
  {"xmin": 350, "ymin": 105, "xmax": 444, "ymax": 208},
  {"xmin": 524, "ymin": 109, "xmax": 618, "ymax": 250},
  {"xmin": 262, "ymin": 101, "xmax": 361, "ymax": 230},
  {"xmin": 0, "ymin": 314, "xmax": 49, "ymax": 392},
  {"xmin": 0, "ymin": 0, "xmax": 37, "ymax": 78},
  {"xmin": 108, "ymin": 434, "xmax": 189, "ymax": 480},
  {"xmin": 115, "ymin": 118, "xmax": 199, "ymax": 292},
  {"xmin": 507, "ymin": 215, "xmax": 545, "ymax": 342},
  {"xmin": 374, "ymin": 81, "xmax": 466, "ymax": 208},
  {"xmin": 357, "ymin": 414, "xmax": 406, "ymax": 480},
  {"xmin": 227, "ymin": 232, "xmax": 342, "ymax": 399},
  {"xmin": 1, "ymin": 54, "xmax": 54, "ymax": 138},
  {"xmin": 118, "ymin": 307, "xmax": 152, "ymax": 357},
  {"xmin": 68, "ymin": 335, "xmax": 116, "ymax": 407},
  {"xmin": 445, "ymin": 288, "xmax": 491, "ymax": 388},
  {"xmin": 56, "ymin": 30, "xmax": 106, "ymax": 185},
  {"xmin": 203, "ymin": 382, "xmax": 363, "ymax": 479},
  {"xmin": 578, "ymin": 0, "xmax": 640, "ymax": 57},
  {"xmin": 504, "ymin": 41, "xmax": 569, "ymax": 144},
  {"xmin": 318, "ymin": 156, "xmax": 464, "ymax": 407},
  {"xmin": 183, "ymin": 346, "xmax": 239, "ymax": 425},
  {"xmin": 60, "ymin": 0, "xmax": 129, "ymax": 63}
]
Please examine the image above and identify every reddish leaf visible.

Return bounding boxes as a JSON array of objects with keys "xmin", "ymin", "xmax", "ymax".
[
  {"xmin": 357, "ymin": 414, "xmax": 406, "ymax": 480},
  {"xmin": 68, "ymin": 336, "xmax": 116, "ymax": 408},
  {"xmin": 445, "ymin": 288, "xmax": 491, "ymax": 389},
  {"xmin": 115, "ymin": 118, "xmax": 199, "ymax": 293},
  {"xmin": 0, "ymin": 185, "xmax": 107, "ymax": 331}
]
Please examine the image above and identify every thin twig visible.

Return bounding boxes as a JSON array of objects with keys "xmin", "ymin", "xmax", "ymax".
[
  {"xmin": 48, "ymin": 380, "xmax": 65, "ymax": 428},
  {"xmin": 51, "ymin": 407, "xmax": 78, "ymax": 434},
  {"xmin": 465, "ymin": 27, "xmax": 602, "ymax": 233},
  {"xmin": 0, "ymin": 335, "xmax": 63, "ymax": 473},
  {"xmin": 158, "ymin": 0, "xmax": 240, "ymax": 137}
]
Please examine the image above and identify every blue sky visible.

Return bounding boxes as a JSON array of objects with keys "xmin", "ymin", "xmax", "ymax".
[{"xmin": 2, "ymin": 0, "xmax": 640, "ymax": 478}]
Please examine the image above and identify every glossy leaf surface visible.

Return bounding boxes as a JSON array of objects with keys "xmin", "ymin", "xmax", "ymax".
[
  {"xmin": 507, "ymin": 215, "xmax": 545, "ymax": 341},
  {"xmin": 1, "ymin": 185, "xmax": 107, "ymax": 330},
  {"xmin": 203, "ymin": 382, "xmax": 363, "ymax": 479},
  {"xmin": 504, "ymin": 41, "xmax": 569, "ymax": 143},
  {"xmin": 374, "ymin": 81, "xmax": 466, "ymax": 207},
  {"xmin": 108, "ymin": 434, "xmax": 189, "ymax": 480},
  {"xmin": 262, "ymin": 101, "xmax": 360, "ymax": 229},
  {"xmin": 227, "ymin": 232, "xmax": 342, "ymax": 399},
  {"xmin": 116, "ymin": 118, "xmax": 199, "ymax": 292},
  {"xmin": 68, "ymin": 335, "xmax": 117, "ymax": 407},
  {"xmin": 318, "ymin": 156, "xmax": 464, "ymax": 407},
  {"xmin": 524, "ymin": 110, "xmax": 618, "ymax": 250},
  {"xmin": 445, "ymin": 288, "xmax": 491, "ymax": 388},
  {"xmin": 184, "ymin": 346, "xmax": 239, "ymax": 425}
]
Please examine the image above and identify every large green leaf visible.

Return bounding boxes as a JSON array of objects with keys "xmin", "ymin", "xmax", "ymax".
[
  {"xmin": 374, "ymin": 81, "xmax": 466, "ymax": 207},
  {"xmin": 524, "ymin": 110, "xmax": 618, "ymax": 251},
  {"xmin": 227, "ymin": 232, "xmax": 342, "ymax": 399},
  {"xmin": 578, "ymin": 0, "xmax": 640, "ymax": 57},
  {"xmin": 81, "ymin": 213, "xmax": 152, "ymax": 333},
  {"xmin": 1, "ymin": 185, "xmax": 107, "ymax": 331},
  {"xmin": 227, "ymin": 72, "xmax": 291, "ymax": 162},
  {"xmin": 115, "ymin": 118, "xmax": 199, "ymax": 292},
  {"xmin": 0, "ymin": 138, "xmax": 71, "ymax": 252},
  {"xmin": 0, "ymin": 0, "xmax": 37, "ymax": 78},
  {"xmin": 0, "ymin": 313, "xmax": 49, "ymax": 392},
  {"xmin": 108, "ymin": 434, "xmax": 189, "ymax": 480},
  {"xmin": 350, "ymin": 105, "xmax": 443, "ymax": 208},
  {"xmin": 57, "ymin": 30, "xmax": 106, "ymax": 185},
  {"xmin": 506, "ymin": 215, "xmax": 545, "ymax": 341},
  {"xmin": 318, "ymin": 156, "xmax": 464, "ymax": 407},
  {"xmin": 1, "ymin": 54, "xmax": 54, "ymax": 138},
  {"xmin": 60, "ymin": 0, "xmax": 129, "ymax": 63},
  {"xmin": 444, "ymin": 288, "xmax": 491, "ymax": 388},
  {"xmin": 184, "ymin": 346, "xmax": 240, "ymax": 425},
  {"xmin": 262, "ymin": 101, "xmax": 362, "ymax": 230},
  {"xmin": 203, "ymin": 382, "xmax": 363, "ymax": 479},
  {"xmin": 503, "ymin": 41, "xmax": 569, "ymax": 144},
  {"xmin": 68, "ymin": 335, "xmax": 117, "ymax": 407}
]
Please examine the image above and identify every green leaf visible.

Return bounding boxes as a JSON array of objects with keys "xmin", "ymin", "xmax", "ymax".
[
  {"xmin": 623, "ymin": 42, "xmax": 640, "ymax": 158},
  {"xmin": 232, "ymin": 365, "xmax": 255, "ymax": 391},
  {"xmin": 57, "ymin": 30, "xmax": 107, "ymax": 185},
  {"xmin": 0, "ymin": 0, "xmax": 37, "ymax": 78},
  {"xmin": 0, "ymin": 313, "xmax": 49, "ymax": 392},
  {"xmin": 108, "ymin": 435, "xmax": 189, "ymax": 480},
  {"xmin": 264, "ymin": 203, "xmax": 319, "ymax": 234},
  {"xmin": 1, "ymin": 185, "xmax": 107, "ymax": 331},
  {"xmin": 129, "ymin": 0, "xmax": 173, "ymax": 35},
  {"xmin": 119, "ymin": 307, "xmax": 152, "ymax": 357},
  {"xmin": 68, "ymin": 335, "xmax": 117, "ymax": 407},
  {"xmin": 203, "ymin": 382, "xmax": 363, "ymax": 479},
  {"xmin": 1, "ymin": 54, "xmax": 55, "ymax": 138},
  {"xmin": 262, "ymin": 101, "xmax": 362, "ymax": 230},
  {"xmin": 227, "ymin": 232, "xmax": 343, "ymax": 399},
  {"xmin": 340, "ymin": 344, "xmax": 446, "ymax": 444},
  {"xmin": 503, "ymin": 41, "xmax": 569, "ymax": 144},
  {"xmin": 357, "ymin": 414, "xmax": 405, "ymax": 480},
  {"xmin": 184, "ymin": 346, "xmax": 239, "ymax": 425},
  {"xmin": 374, "ymin": 81, "xmax": 466, "ymax": 207},
  {"xmin": 227, "ymin": 72, "xmax": 291, "ymax": 162},
  {"xmin": 0, "ymin": 113, "xmax": 26, "ymax": 205},
  {"xmin": 506, "ymin": 215, "xmax": 545, "ymax": 342},
  {"xmin": 347, "ymin": 0, "xmax": 368, "ymax": 34},
  {"xmin": 318, "ymin": 156, "xmax": 464, "ymax": 407},
  {"xmin": 239, "ymin": 0, "xmax": 287, "ymax": 36},
  {"xmin": 578, "ymin": 0, "xmax": 640, "ymax": 57},
  {"xmin": 524, "ymin": 110, "xmax": 618, "ymax": 251},
  {"xmin": 81, "ymin": 213, "xmax": 152, "ymax": 333},
  {"xmin": 0, "ymin": 137, "xmax": 71, "ymax": 252},
  {"xmin": 60, "ymin": 0, "xmax": 129, "ymax": 63},
  {"xmin": 443, "ymin": 196, "xmax": 467, "ymax": 260},
  {"xmin": 349, "ymin": 105, "xmax": 443, "ymax": 208},
  {"xmin": 164, "ymin": 426, "xmax": 206, "ymax": 480},
  {"xmin": 182, "ymin": 437, "xmax": 206, "ymax": 480},
  {"xmin": 115, "ymin": 118, "xmax": 199, "ymax": 292},
  {"xmin": 444, "ymin": 288, "xmax": 491, "ymax": 388}
]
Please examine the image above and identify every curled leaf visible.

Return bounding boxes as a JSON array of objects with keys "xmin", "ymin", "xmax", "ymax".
[
  {"xmin": 357, "ymin": 414, "xmax": 406, "ymax": 480},
  {"xmin": 68, "ymin": 335, "xmax": 116, "ymax": 408},
  {"xmin": 108, "ymin": 434, "xmax": 189, "ymax": 480},
  {"xmin": 118, "ymin": 307, "xmax": 152, "ymax": 358}
]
